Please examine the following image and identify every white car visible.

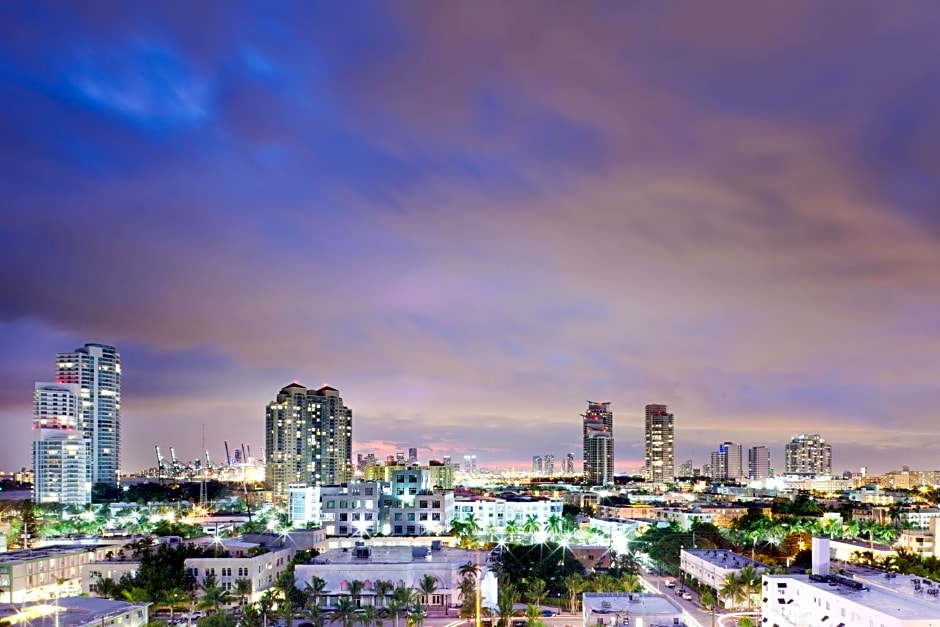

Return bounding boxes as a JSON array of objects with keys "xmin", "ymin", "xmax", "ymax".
[
  {"xmin": 682, "ymin": 593, "xmax": 693, "ymax": 601},
  {"xmin": 664, "ymin": 581, "xmax": 676, "ymax": 588}
]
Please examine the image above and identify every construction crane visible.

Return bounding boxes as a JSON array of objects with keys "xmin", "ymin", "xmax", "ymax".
[
  {"xmin": 246, "ymin": 444, "xmax": 252, "ymax": 462},
  {"xmin": 241, "ymin": 443, "xmax": 248, "ymax": 464},
  {"xmin": 155, "ymin": 446, "xmax": 167, "ymax": 477},
  {"xmin": 224, "ymin": 441, "xmax": 232, "ymax": 467}
]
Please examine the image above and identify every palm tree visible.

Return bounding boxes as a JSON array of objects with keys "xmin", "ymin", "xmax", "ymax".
[
  {"xmin": 417, "ymin": 575, "xmax": 439, "ymax": 613},
  {"xmin": 373, "ymin": 580, "xmax": 394, "ymax": 610},
  {"xmin": 719, "ymin": 574, "xmax": 745, "ymax": 610},
  {"xmin": 234, "ymin": 578, "xmax": 253, "ymax": 610},
  {"xmin": 357, "ymin": 604, "xmax": 377, "ymax": 627},
  {"xmin": 564, "ymin": 574, "xmax": 584, "ymax": 613},
  {"xmin": 737, "ymin": 565, "xmax": 760, "ymax": 610},
  {"xmin": 199, "ymin": 574, "xmax": 231, "ymax": 615},
  {"xmin": 700, "ymin": 589, "xmax": 716, "ymax": 612},
  {"xmin": 332, "ymin": 597, "xmax": 358, "ymax": 627},
  {"xmin": 94, "ymin": 576, "xmax": 120, "ymax": 600},
  {"xmin": 545, "ymin": 515, "xmax": 563, "ymax": 542},
  {"xmin": 407, "ymin": 602, "xmax": 426, "ymax": 627},
  {"xmin": 524, "ymin": 605, "xmax": 542, "ymax": 627},
  {"xmin": 259, "ymin": 590, "xmax": 278, "ymax": 627},
  {"xmin": 496, "ymin": 585, "xmax": 518, "ymax": 627},
  {"xmin": 505, "ymin": 520, "xmax": 519, "ymax": 544},
  {"xmin": 304, "ymin": 603, "xmax": 327, "ymax": 627},
  {"xmin": 459, "ymin": 562, "xmax": 480, "ymax": 582},
  {"xmin": 462, "ymin": 513, "xmax": 481, "ymax": 547},
  {"xmin": 121, "ymin": 587, "xmax": 151, "ymax": 603},
  {"xmin": 161, "ymin": 587, "xmax": 191, "ymax": 624},
  {"xmin": 349, "ymin": 580, "xmax": 366, "ymax": 608},
  {"xmin": 305, "ymin": 576, "xmax": 328, "ymax": 608},
  {"xmin": 525, "ymin": 578, "xmax": 547, "ymax": 607},
  {"xmin": 618, "ymin": 574, "xmax": 642, "ymax": 594},
  {"xmin": 522, "ymin": 515, "xmax": 540, "ymax": 543}
]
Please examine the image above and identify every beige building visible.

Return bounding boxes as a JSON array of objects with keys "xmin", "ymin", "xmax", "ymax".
[
  {"xmin": 0, "ymin": 545, "xmax": 114, "ymax": 603},
  {"xmin": 680, "ymin": 549, "xmax": 767, "ymax": 610}
]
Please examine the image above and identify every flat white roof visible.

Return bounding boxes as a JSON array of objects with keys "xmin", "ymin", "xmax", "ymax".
[
  {"xmin": 767, "ymin": 574, "xmax": 940, "ymax": 621},
  {"xmin": 582, "ymin": 593, "xmax": 679, "ymax": 617}
]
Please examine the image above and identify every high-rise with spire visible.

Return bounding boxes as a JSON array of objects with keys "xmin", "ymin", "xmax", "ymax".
[
  {"xmin": 265, "ymin": 382, "xmax": 353, "ymax": 503},
  {"xmin": 644, "ymin": 404, "xmax": 675, "ymax": 483},
  {"xmin": 55, "ymin": 343, "xmax": 121, "ymax": 487},
  {"xmin": 582, "ymin": 401, "xmax": 614, "ymax": 485}
]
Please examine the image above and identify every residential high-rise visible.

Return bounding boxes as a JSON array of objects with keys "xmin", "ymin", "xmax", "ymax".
[
  {"xmin": 748, "ymin": 446, "xmax": 771, "ymax": 480},
  {"xmin": 785, "ymin": 433, "xmax": 832, "ymax": 476},
  {"xmin": 532, "ymin": 455, "xmax": 543, "ymax": 474},
  {"xmin": 711, "ymin": 442, "xmax": 743, "ymax": 481},
  {"xmin": 264, "ymin": 383, "xmax": 353, "ymax": 503},
  {"xmin": 644, "ymin": 404, "xmax": 675, "ymax": 483},
  {"xmin": 544, "ymin": 453, "xmax": 555, "ymax": 476},
  {"xmin": 55, "ymin": 343, "xmax": 121, "ymax": 486},
  {"xmin": 463, "ymin": 454, "xmax": 477, "ymax": 475},
  {"xmin": 565, "ymin": 452, "xmax": 575, "ymax": 474},
  {"xmin": 678, "ymin": 459, "xmax": 694, "ymax": 477},
  {"xmin": 32, "ymin": 382, "xmax": 91, "ymax": 504},
  {"xmin": 407, "ymin": 447, "xmax": 419, "ymax": 465},
  {"xmin": 583, "ymin": 401, "xmax": 614, "ymax": 485}
]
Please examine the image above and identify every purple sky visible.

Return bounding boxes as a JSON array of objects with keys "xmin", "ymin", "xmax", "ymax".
[{"xmin": 2, "ymin": 3, "xmax": 939, "ymax": 475}]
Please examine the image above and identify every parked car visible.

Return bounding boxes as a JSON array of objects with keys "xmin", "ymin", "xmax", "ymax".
[
  {"xmin": 682, "ymin": 593, "xmax": 693, "ymax": 601},
  {"xmin": 675, "ymin": 589, "xmax": 685, "ymax": 596},
  {"xmin": 664, "ymin": 580, "xmax": 676, "ymax": 588},
  {"xmin": 540, "ymin": 610, "xmax": 556, "ymax": 617}
]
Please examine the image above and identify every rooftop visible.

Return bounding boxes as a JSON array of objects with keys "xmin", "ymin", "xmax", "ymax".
[
  {"xmin": 768, "ymin": 573, "xmax": 940, "ymax": 621},
  {"xmin": 0, "ymin": 545, "xmax": 103, "ymax": 564},
  {"xmin": 0, "ymin": 597, "xmax": 149, "ymax": 627},
  {"xmin": 582, "ymin": 593, "xmax": 680, "ymax": 618},
  {"xmin": 683, "ymin": 549, "xmax": 767, "ymax": 569},
  {"xmin": 310, "ymin": 544, "xmax": 487, "ymax": 566}
]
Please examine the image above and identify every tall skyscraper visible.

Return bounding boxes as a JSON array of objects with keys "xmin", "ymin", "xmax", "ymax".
[
  {"xmin": 407, "ymin": 447, "xmax": 419, "ymax": 465},
  {"xmin": 32, "ymin": 382, "xmax": 91, "ymax": 504},
  {"xmin": 565, "ymin": 452, "xmax": 575, "ymax": 474},
  {"xmin": 583, "ymin": 401, "xmax": 614, "ymax": 485},
  {"xmin": 544, "ymin": 453, "xmax": 555, "ymax": 476},
  {"xmin": 644, "ymin": 404, "xmax": 675, "ymax": 483},
  {"xmin": 56, "ymin": 343, "xmax": 121, "ymax": 486},
  {"xmin": 532, "ymin": 455, "xmax": 543, "ymax": 474},
  {"xmin": 264, "ymin": 383, "xmax": 353, "ymax": 503},
  {"xmin": 748, "ymin": 445, "xmax": 771, "ymax": 480},
  {"xmin": 785, "ymin": 433, "xmax": 832, "ymax": 476},
  {"xmin": 711, "ymin": 442, "xmax": 743, "ymax": 481}
]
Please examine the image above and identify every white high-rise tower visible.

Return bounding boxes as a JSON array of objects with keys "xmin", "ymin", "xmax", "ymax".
[
  {"xmin": 56, "ymin": 343, "xmax": 122, "ymax": 486},
  {"xmin": 32, "ymin": 382, "xmax": 91, "ymax": 504}
]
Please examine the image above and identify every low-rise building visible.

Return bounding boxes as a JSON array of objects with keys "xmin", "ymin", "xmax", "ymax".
[
  {"xmin": 185, "ymin": 540, "xmax": 295, "ymax": 602},
  {"xmin": 294, "ymin": 541, "xmax": 496, "ymax": 612},
  {"xmin": 453, "ymin": 493, "xmax": 563, "ymax": 540},
  {"xmin": 0, "ymin": 545, "xmax": 112, "ymax": 603},
  {"xmin": 679, "ymin": 549, "xmax": 767, "ymax": 610},
  {"xmin": 581, "ymin": 592, "xmax": 683, "ymax": 627},
  {"xmin": 654, "ymin": 508, "xmax": 715, "ymax": 531},
  {"xmin": 0, "ymin": 597, "xmax": 150, "ymax": 627}
]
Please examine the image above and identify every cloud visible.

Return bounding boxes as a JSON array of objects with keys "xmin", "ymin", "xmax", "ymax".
[{"xmin": 0, "ymin": 3, "xmax": 938, "ymax": 473}]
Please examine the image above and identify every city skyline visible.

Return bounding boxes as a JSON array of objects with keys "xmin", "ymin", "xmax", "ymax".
[{"xmin": 2, "ymin": 4, "xmax": 940, "ymax": 475}]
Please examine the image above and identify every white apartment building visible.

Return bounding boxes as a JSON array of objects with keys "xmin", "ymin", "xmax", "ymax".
[
  {"xmin": 762, "ymin": 572, "xmax": 940, "ymax": 626},
  {"xmin": 56, "ymin": 344, "xmax": 121, "ymax": 487},
  {"xmin": 680, "ymin": 549, "xmax": 767, "ymax": 610},
  {"xmin": 294, "ymin": 542, "xmax": 496, "ymax": 611},
  {"xmin": 453, "ymin": 494, "xmax": 564, "ymax": 538},
  {"xmin": 654, "ymin": 508, "xmax": 715, "ymax": 530},
  {"xmin": 902, "ymin": 509, "xmax": 940, "ymax": 530},
  {"xmin": 289, "ymin": 484, "xmax": 323, "ymax": 527},
  {"xmin": 32, "ymin": 382, "xmax": 91, "ymax": 505},
  {"xmin": 320, "ymin": 481, "xmax": 385, "ymax": 536}
]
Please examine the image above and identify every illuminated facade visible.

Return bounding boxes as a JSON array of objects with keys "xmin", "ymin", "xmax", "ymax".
[
  {"xmin": 784, "ymin": 433, "xmax": 832, "ymax": 476},
  {"xmin": 582, "ymin": 401, "xmax": 614, "ymax": 485},
  {"xmin": 265, "ymin": 383, "xmax": 353, "ymax": 503},
  {"xmin": 31, "ymin": 382, "xmax": 91, "ymax": 505},
  {"xmin": 56, "ymin": 343, "xmax": 121, "ymax": 487},
  {"xmin": 644, "ymin": 404, "xmax": 674, "ymax": 483}
]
